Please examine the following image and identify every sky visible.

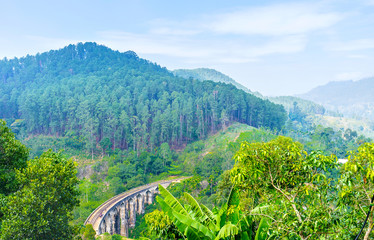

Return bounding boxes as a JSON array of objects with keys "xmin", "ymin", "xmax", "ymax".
[{"xmin": 1, "ymin": 0, "xmax": 374, "ymax": 96}]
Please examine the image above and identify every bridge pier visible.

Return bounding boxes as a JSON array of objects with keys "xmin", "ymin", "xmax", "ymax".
[
  {"xmin": 120, "ymin": 203, "xmax": 128, "ymax": 236},
  {"xmin": 85, "ymin": 178, "xmax": 189, "ymax": 238},
  {"xmin": 105, "ymin": 211, "xmax": 113, "ymax": 234},
  {"xmin": 129, "ymin": 197, "xmax": 136, "ymax": 228},
  {"xmin": 137, "ymin": 194, "xmax": 144, "ymax": 214}
]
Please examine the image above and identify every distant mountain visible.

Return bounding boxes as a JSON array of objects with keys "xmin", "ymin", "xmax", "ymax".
[
  {"xmin": 172, "ymin": 68, "xmax": 263, "ymax": 96},
  {"xmin": 173, "ymin": 68, "xmax": 326, "ymax": 116},
  {"xmin": 299, "ymin": 78, "xmax": 374, "ymax": 119},
  {"xmin": 269, "ymin": 96, "xmax": 325, "ymax": 115},
  {"xmin": 0, "ymin": 42, "xmax": 287, "ymax": 153}
]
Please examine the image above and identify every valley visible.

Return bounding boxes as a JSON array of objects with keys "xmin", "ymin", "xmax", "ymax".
[{"xmin": 1, "ymin": 42, "xmax": 374, "ymax": 239}]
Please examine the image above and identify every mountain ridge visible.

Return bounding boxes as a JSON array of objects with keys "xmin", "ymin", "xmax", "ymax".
[
  {"xmin": 173, "ymin": 67, "xmax": 326, "ymax": 116},
  {"xmin": 298, "ymin": 77, "xmax": 374, "ymax": 119},
  {"xmin": 0, "ymin": 42, "xmax": 287, "ymax": 154},
  {"xmin": 173, "ymin": 68, "xmax": 252, "ymax": 93}
]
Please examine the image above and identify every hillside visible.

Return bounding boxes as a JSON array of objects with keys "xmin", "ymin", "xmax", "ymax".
[
  {"xmin": 0, "ymin": 42, "xmax": 286, "ymax": 155},
  {"xmin": 172, "ymin": 68, "xmax": 262, "ymax": 96},
  {"xmin": 307, "ymin": 114, "xmax": 374, "ymax": 139},
  {"xmin": 173, "ymin": 68, "xmax": 326, "ymax": 116},
  {"xmin": 299, "ymin": 77, "xmax": 374, "ymax": 120},
  {"xmin": 269, "ymin": 96, "xmax": 325, "ymax": 115}
]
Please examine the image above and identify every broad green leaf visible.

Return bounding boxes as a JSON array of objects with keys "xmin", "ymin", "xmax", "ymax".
[
  {"xmin": 255, "ymin": 218, "xmax": 270, "ymax": 240},
  {"xmin": 158, "ymin": 184, "xmax": 188, "ymax": 216},
  {"xmin": 215, "ymin": 223, "xmax": 238, "ymax": 240}
]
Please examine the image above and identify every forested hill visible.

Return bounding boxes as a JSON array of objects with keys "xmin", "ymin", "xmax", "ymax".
[
  {"xmin": 0, "ymin": 42, "xmax": 286, "ymax": 153},
  {"xmin": 173, "ymin": 68, "xmax": 253, "ymax": 94},
  {"xmin": 173, "ymin": 68, "xmax": 325, "ymax": 116},
  {"xmin": 299, "ymin": 77, "xmax": 374, "ymax": 119}
]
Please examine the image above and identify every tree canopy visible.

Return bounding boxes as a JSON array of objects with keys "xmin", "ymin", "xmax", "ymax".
[
  {"xmin": 0, "ymin": 150, "xmax": 80, "ymax": 239},
  {"xmin": 0, "ymin": 42, "xmax": 286, "ymax": 155},
  {"xmin": 0, "ymin": 119, "xmax": 29, "ymax": 196},
  {"xmin": 231, "ymin": 136, "xmax": 338, "ymax": 239}
]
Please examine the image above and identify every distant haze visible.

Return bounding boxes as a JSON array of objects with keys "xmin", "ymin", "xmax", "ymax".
[
  {"xmin": 1, "ymin": 0, "xmax": 374, "ymax": 96},
  {"xmin": 299, "ymin": 77, "xmax": 374, "ymax": 120}
]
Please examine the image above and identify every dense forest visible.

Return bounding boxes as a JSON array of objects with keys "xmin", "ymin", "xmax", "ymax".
[
  {"xmin": 0, "ymin": 42, "xmax": 286, "ymax": 155},
  {"xmin": 171, "ymin": 68, "xmax": 327, "ymax": 117}
]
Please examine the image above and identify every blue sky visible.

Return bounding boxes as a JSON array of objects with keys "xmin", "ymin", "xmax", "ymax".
[{"xmin": 1, "ymin": 0, "xmax": 374, "ymax": 96}]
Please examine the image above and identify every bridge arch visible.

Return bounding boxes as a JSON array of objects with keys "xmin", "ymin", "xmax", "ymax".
[
  {"xmin": 145, "ymin": 190, "xmax": 152, "ymax": 204},
  {"xmin": 85, "ymin": 177, "xmax": 189, "ymax": 237}
]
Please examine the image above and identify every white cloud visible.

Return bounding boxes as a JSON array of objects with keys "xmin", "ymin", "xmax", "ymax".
[
  {"xmin": 93, "ymin": 2, "xmax": 342, "ymax": 65},
  {"xmin": 348, "ymin": 54, "xmax": 368, "ymax": 59},
  {"xmin": 328, "ymin": 39, "xmax": 374, "ymax": 51},
  {"xmin": 207, "ymin": 3, "xmax": 343, "ymax": 36},
  {"xmin": 0, "ymin": 35, "xmax": 82, "ymax": 59},
  {"xmin": 150, "ymin": 27, "xmax": 201, "ymax": 36},
  {"xmin": 97, "ymin": 31, "xmax": 306, "ymax": 65},
  {"xmin": 249, "ymin": 35, "xmax": 306, "ymax": 56},
  {"xmin": 6, "ymin": 2, "xmax": 342, "ymax": 66},
  {"xmin": 335, "ymin": 71, "xmax": 372, "ymax": 81},
  {"xmin": 1, "ymin": 1, "xmax": 347, "ymax": 75},
  {"xmin": 97, "ymin": 31, "xmax": 218, "ymax": 58}
]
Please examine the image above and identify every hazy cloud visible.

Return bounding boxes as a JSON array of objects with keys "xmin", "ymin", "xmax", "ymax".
[
  {"xmin": 0, "ymin": 35, "xmax": 81, "ymax": 59},
  {"xmin": 98, "ymin": 31, "xmax": 306, "ymax": 64},
  {"xmin": 347, "ymin": 54, "xmax": 368, "ymax": 59},
  {"xmin": 96, "ymin": 3, "xmax": 330, "ymax": 64},
  {"xmin": 335, "ymin": 71, "xmax": 372, "ymax": 81},
  {"xmin": 97, "ymin": 31, "xmax": 218, "ymax": 58},
  {"xmin": 328, "ymin": 39, "xmax": 374, "ymax": 51},
  {"xmin": 207, "ymin": 3, "xmax": 343, "ymax": 36}
]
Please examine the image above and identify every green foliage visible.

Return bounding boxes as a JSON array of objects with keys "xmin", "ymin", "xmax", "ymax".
[
  {"xmin": 284, "ymin": 117, "xmax": 371, "ymax": 159},
  {"xmin": 144, "ymin": 209, "xmax": 183, "ymax": 239},
  {"xmin": 97, "ymin": 232, "xmax": 111, "ymax": 240},
  {"xmin": 300, "ymin": 77, "xmax": 374, "ymax": 119},
  {"xmin": 23, "ymin": 134, "xmax": 85, "ymax": 158},
  {"xmin": 0, "ymin": 119, "xmax": 29, "ymax": 196},
  {"xmin": 82, "ymin": 224, "xmax": 96, "ymax": 240},
  {"xmin": 0, "ymin": 150, "xmax": 80, "ymax": 239},
  {"xmin": 173, "ymin": 68, "xmax": 252, "ymax": 94},
  {"xmin": 231, "ymin": 136, "xmax": 338, "ymax": 239},
  {"xmin": 0, "ymin": 43, "xmax": 286, "ymax": 156},
  {"xmin": 269, "ymin": 96, "xmax": 326, "ymax": 116},
  {"xmin": 111, "ymin": 235, "xmax": 122, "ymax": 240},
  {"xmin": 155, "ymin": 184, "xmax": 269, "ymax": 239},
  {"xmin": 128, "ymin": 202, "xmax": 159, "ymax": 239},
  {"xmin": 336, "ymin": 143, "xmax": 374, "ymax": 239},
  {"xmin": 73, "ymin": 147, "xmax": 180, "ymax": 226},
  {"xmin": 228, "ymin": 128, "xmax": 276, "ymax": 154}
]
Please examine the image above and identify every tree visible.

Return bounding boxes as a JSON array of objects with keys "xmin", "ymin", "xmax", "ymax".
[
  {"xmin": 337, "ymin": 143, "xmax": 374, "ymax": 239},
  {"xmin": 0, "ymin": 150, "xmax": 80, "ymax": 239},
  {"xmin": 144, "ymin": 209, "xmax": 184, "ymax": 239},
  {"xmin": 159, "ymin": 142, "xmax": 172, "ymax": 167},
  {"xmin": 111, "ymin": 234, "xmax": 122, "ymax": 240},
  {"xmin": 82, "ymin": 224, "xmax": 96, "ymax": 240},
  {"xmin": 231, "ymin": 136, "xmax": 337, "ymax": 240},
  {"xmin": 0, "ymin": 119, "xmax": 29, "ymax": 196},
  {"xmin": 0, "ymin": 42, "xmax": 287, "ymax": 156}
]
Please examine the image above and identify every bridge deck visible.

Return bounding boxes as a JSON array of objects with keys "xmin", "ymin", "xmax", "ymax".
[{"xmin": 84, "ymin": 177, "xmax": 189, "ymax": 233}]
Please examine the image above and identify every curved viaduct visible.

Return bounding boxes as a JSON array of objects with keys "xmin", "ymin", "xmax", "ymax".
[{"xmin": 84, "ymin": 177, "xmax": 188, "ymax": 237}]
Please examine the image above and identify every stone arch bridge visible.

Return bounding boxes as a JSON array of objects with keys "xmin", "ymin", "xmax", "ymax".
[{"xmin": 84, "ymin": 177, "xmax": 189, "ymax": 237}]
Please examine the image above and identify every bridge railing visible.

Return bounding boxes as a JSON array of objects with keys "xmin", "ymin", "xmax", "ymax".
[{"xmin": 84, "ymin": 177, "xmax": 190, "ymax": 226}]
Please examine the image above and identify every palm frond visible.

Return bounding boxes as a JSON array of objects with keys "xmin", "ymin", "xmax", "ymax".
[
  {"xmin": 255, "ymin": 218, "xmax": 270, "ymax": 240},
  {"xmin": 214, "ymin": 223, "xmax": 239, "ymax": 240},
  {"xmin": 158, "ymin": 184, "xmax": 189, "ymax": 216}
]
